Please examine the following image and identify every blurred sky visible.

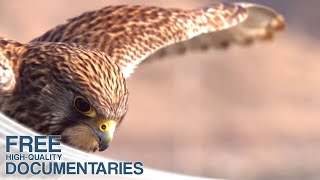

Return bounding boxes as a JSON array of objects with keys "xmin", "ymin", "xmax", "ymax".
[{"xmin": 0, "ymin": 1, "xmax": 320, "ymax": 180}]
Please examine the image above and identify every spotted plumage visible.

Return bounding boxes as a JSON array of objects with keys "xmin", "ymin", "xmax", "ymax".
[{"xmin": 0, "ymin": 3, "xmax": 284, "ymax": 152}]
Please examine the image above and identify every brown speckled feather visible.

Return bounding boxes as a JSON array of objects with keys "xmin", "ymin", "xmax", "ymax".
[
  {"xmin": 31, "ymin": 3, "xmax": 284, "ymax": 78},
  {"xmin": 0, "ymin": 39, "xmax": 128, "ymax": 151},
  {"xmin": 0, "ymin": 38, "xmax": 25, "ymax": 94}
]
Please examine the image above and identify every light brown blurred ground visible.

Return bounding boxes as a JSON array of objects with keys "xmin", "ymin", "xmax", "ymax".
[{"xmin": 1, "ymin": 1, "xmax": 320, "ymax": 179}]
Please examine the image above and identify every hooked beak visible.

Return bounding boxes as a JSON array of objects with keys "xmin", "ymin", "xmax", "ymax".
[{"xmin": 93, "ymin": 120, "xmax": 117, "ymax": 151}]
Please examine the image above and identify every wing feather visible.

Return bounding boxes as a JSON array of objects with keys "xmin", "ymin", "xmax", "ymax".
[
  {"xmin": 31, "ymin": 3, "xmax": 284, "ymax": 78},
  {"xmin": 147, "ymin": 3, "xmax": 285, "ymax": 60}
]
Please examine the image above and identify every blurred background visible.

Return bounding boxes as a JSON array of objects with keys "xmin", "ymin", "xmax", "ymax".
[{"xmin": 1, "ymin": 0, "xmax": 319, "ymax": 179}]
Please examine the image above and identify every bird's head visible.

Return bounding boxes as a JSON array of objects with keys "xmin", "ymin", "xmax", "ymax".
[{"xmin": 15, "ymin": 42, "xmax": 128, "ymax": 152}]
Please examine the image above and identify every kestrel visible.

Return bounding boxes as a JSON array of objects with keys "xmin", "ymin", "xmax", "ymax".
[{"xmin": 0, "ymin": 3, "xmax": 284, "ymax": 152}]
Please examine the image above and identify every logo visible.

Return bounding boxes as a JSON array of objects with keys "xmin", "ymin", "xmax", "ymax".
[{"xmin": 5, "ymin": 136, "xmax": 143, "ymax": 175}]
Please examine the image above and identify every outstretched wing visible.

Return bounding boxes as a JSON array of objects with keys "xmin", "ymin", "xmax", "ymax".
[{"xmin": 31, "ymin": 3, "xmax": 285, "ymax": 78}]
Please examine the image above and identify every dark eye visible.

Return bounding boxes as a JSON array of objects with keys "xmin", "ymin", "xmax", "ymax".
[{"xmin": 74, "ymin": 96, "xmax": 96, "ymax": 117}]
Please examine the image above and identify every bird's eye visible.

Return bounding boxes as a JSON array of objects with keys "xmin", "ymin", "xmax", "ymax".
[{"xmin": 73, "ymin": 96, "xmax": 96, "ymax": 117}]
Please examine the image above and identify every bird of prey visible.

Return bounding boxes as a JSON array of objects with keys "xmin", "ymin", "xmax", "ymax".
[{"xmin": 0, "ymin": 2, "xmax": 285, "ymax": 152}]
